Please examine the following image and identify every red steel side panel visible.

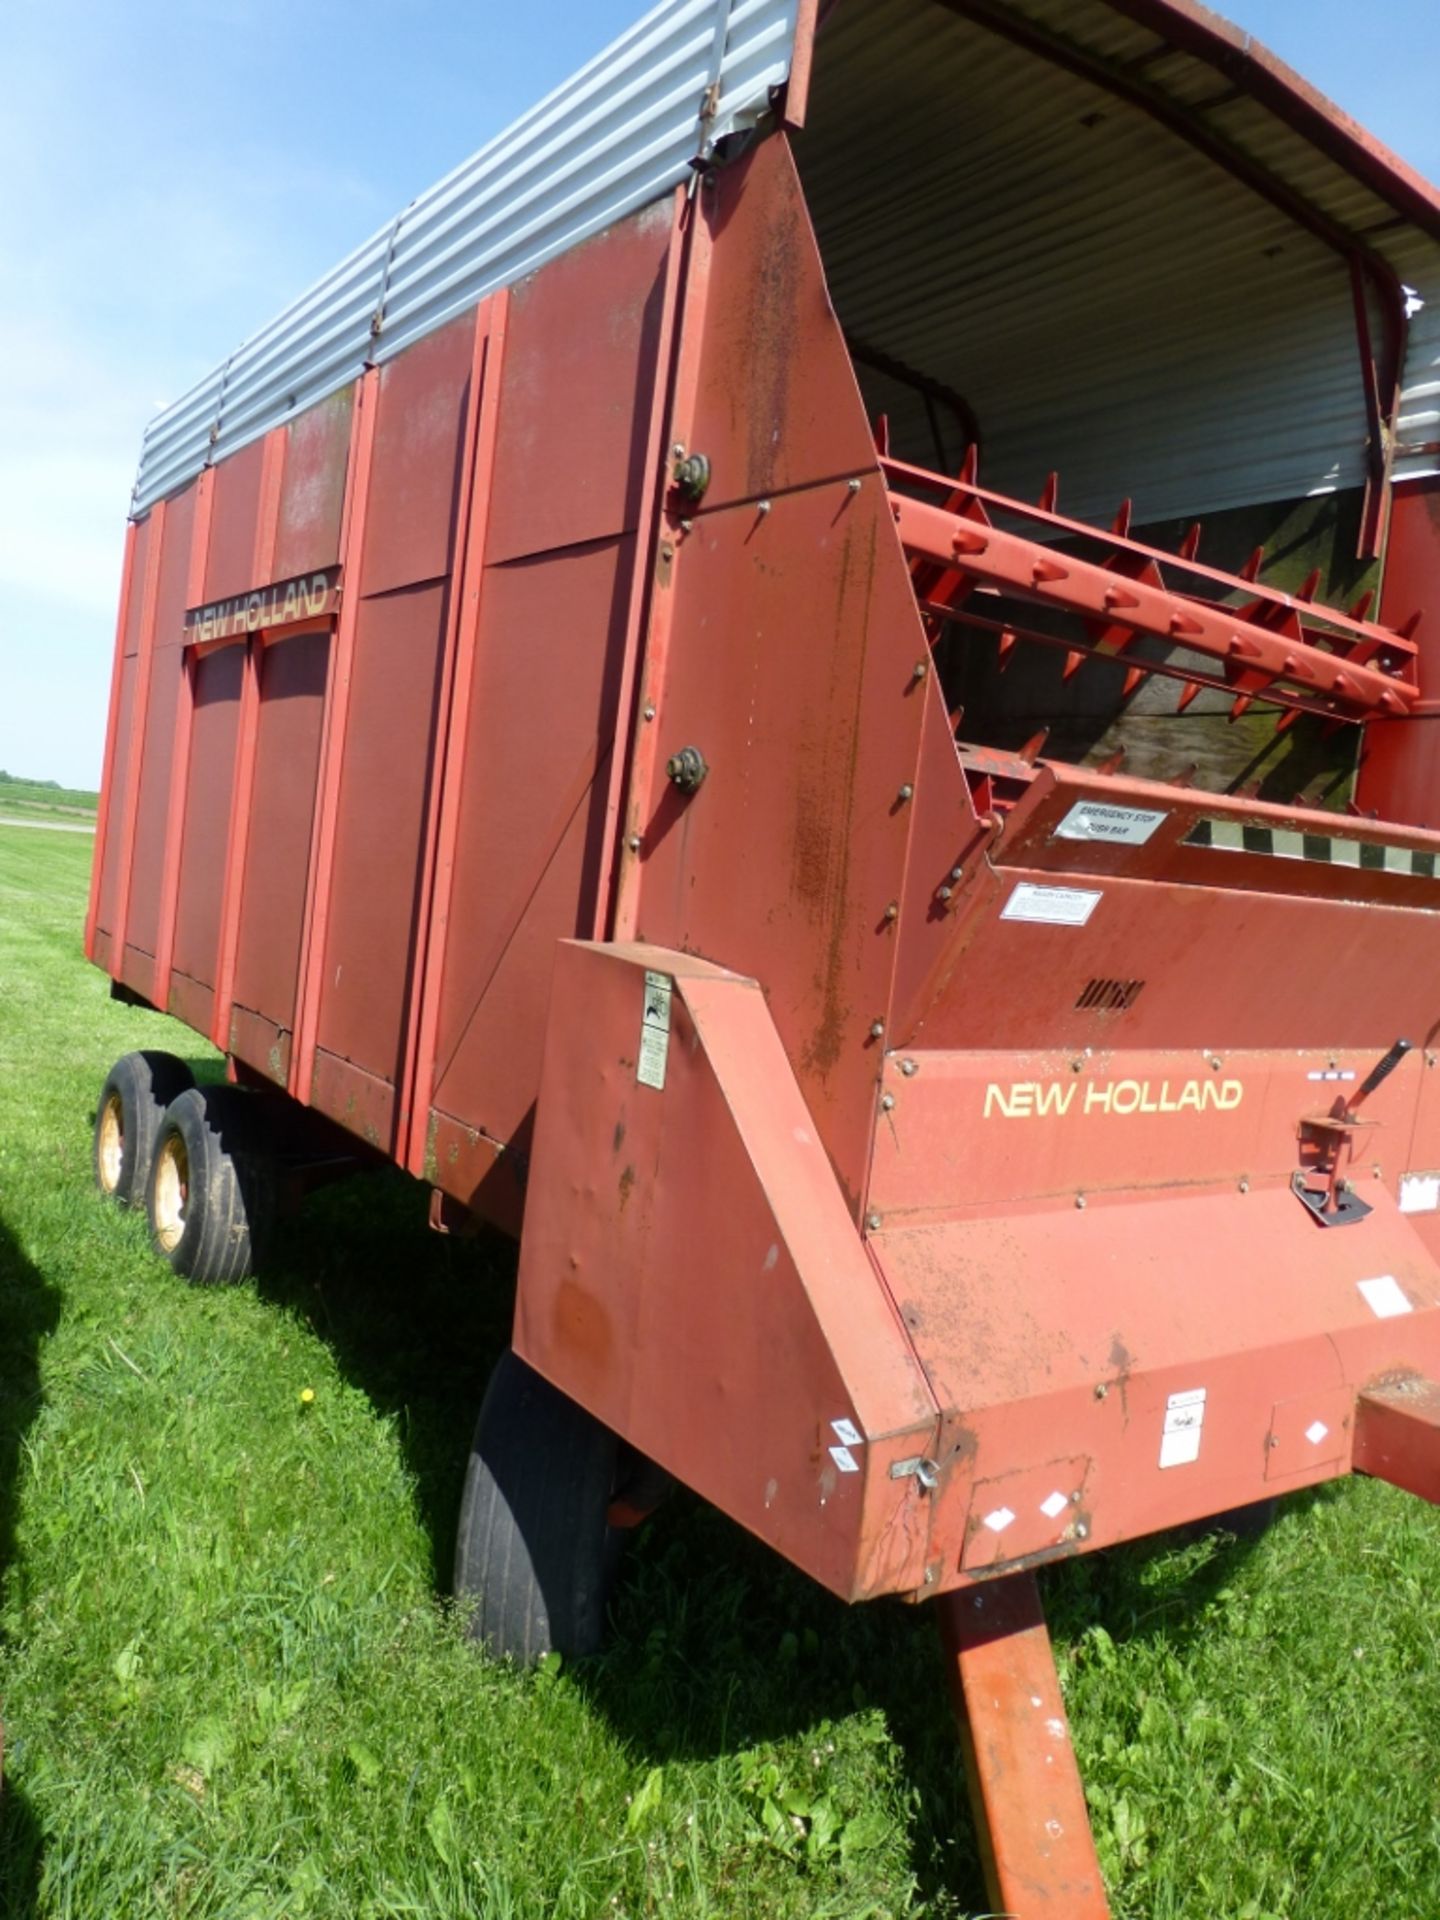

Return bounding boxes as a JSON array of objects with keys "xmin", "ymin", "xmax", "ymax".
[
  {"xmin": 359, "ymin": 317, "xmax": 477, "ymax": 597},
  {"xmin": 203, "ymin": 438, "xmax": 268, "ymax": 603},
  {"xmin": 168, "ymin": 643, "xmax": 246, "ymax": 1032},
  {"xmin": 416, "ymin": 201, "xmax": 677, "ymax": 1216},
  {"xmin": 313, "ymin": 579, "xmax": 450, "ymax": 1127},
  {"xmin": 86, "ymin": 520, "xmax": 139, "ymax": 962},
  {"xmin": 429, "ymin": 536, "xmax": 634, "ymax": 1148},
  {"xmin": 92, "ymin": 642, "xmax": 140, "ymax": 964},
  {"xmin": 228, "ymin": 631, "xmax": 330, "ymax": 1077},
  {"xmin": 679, "ymin": 134, "xmax": 879, "ymax": 514},
  {"xmin": 615, "ymin": 133, "xmax": 940, "ymax": 1215},
  {"xmin": 483, "ymin": 201, "xmax": 674, "ymax": 566},
  {"xmin": 305, "ymin": 318, "xmax": 474, "ymax": 1144},
  {"xmin": 273, "ymin": 385, "xmax": 354, "ymax": 582}
]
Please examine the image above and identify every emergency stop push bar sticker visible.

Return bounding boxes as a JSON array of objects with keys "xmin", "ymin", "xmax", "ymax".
[
  {"xmin": 1001, "ymin": 882, "xmax": 1102, "ymax": 927},
  {"xmin": 636, "ymin": 971, "xmax": 672, "ymax": 1091},
  {"xmin": 1055, "ymin": 801, "xmax": 1166, "ymax": 846}
]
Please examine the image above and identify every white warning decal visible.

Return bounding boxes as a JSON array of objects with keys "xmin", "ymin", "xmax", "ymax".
[
  {"xmin": 1357, "ymin": 1275, "xmax": 1413, "ymax": 1319},
  {"xmin": 1399, "ymin": 1172, "xmax": 1440, "ymax": 1215},
  {"xmin": 1056, "ymin": 801, "xmax": 1166, "ymax": 847},
  {"xmin": 636, "ymin": 970, "xmax": 672, "ymax": 1091},
  {"xmin": 830, "ymin": 1418, "xmax": 862, "ymax": 1447},
  {"xmin": 1159, "ymin": 1387, "xmax": 1206, "ymax": 1469},
  {"xmin": 828, "ymin": 1445, "xmax": 860, "ymax": 1475},
  {"xmin": 1001, "ymin": 883, "xmax": 1102, "ymax": 927}
]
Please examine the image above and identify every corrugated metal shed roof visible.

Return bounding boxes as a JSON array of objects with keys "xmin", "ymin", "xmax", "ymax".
[
  {"xmin": 799, "ymin": 0, "xmax": 1440, "ymax": 526},
  {"xmin": 133, "ymin": 0, "xmax": 800, "ymax": 514}
]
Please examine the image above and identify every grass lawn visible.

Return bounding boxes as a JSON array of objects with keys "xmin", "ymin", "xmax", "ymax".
[
  {"xmin": 0, "ymin": 822, "xmax": 1437, "ymax": 1918},
  {"xmin": 0, "ymin": 778, "xmax": 98, "ymax": 822}
]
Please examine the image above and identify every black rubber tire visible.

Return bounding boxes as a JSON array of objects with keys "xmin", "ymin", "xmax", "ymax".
[
  {"xmin": 455, "ymin": 1350, "xmax": 620, "ymax": 1664},
  {"xmin": 92, "ymin": 1051, "xmax": 195, "ymax": 1207},
  {"xmin": 145, "ymin": 1086, "xmax": 276, "ymax": 1285}
]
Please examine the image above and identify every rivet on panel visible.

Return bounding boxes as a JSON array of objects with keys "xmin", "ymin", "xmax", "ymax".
[
  {"xmin": 643, "ymin": 704, "xmax": 656, "ymax": 721},
  {"xmin": 869, "ymin": 1019, "xmax": 885, "ymax": 1039},
  {"xmin": 897, "ymin": 783, "xmax": 914, "ymax": 803},
  {"xmin": 900, "ymin": 1058, "xmax": 919, "ymax": 1077},
  {"xmin": 912, "ymin": 660, "xmax": 928, "ymax": 681},
  {"xmin": 627, "ymin": 834, "xmax": 641, "ymax": 851},
  {"xmin": 1075, "ymin": 1194, "xmax": 1087, "ymax": 1210},
  {"xmin": 848, "ymin": 477, "xmax": 862, "ymax": 494},
  {"xmin": 756, "ymin": 499, "xmax": 771, "ymax": 516},
  {"xmin": 880, "ymin": 1092, "xmax": 895, "ymax": 1111},
  {"xmin": 1239, "ymin": 1177, "xmax": 1250, "ymax": 1193},
  {"xmin": 936, "ymin": 885, "xmax": 953, "ymax": 903},
  {"xmin": 660, "ymin": 541, "xmax": 674, "ymax": 561},
  {"xmin": 1075, "ymin": 1522, "xmax": 1090, "ymax": 1540},
  {"xmin": 866, "ymin": 1211, "xmax": 882, "ymax": 1231},
  {"xmin": 883, "ymin": 901, "xmax": 898, "ymax": 921}
]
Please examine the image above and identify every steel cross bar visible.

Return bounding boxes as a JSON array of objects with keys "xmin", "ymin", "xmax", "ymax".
[
  {"xmin": 939, "ymin": 1575, "xmax": 1112, "ymax": 1919},
  {"xmin": 880, "ymin": 454, "xmax": 1416, "ymax": 666},
  {"xmin": 1353, "ymin": 1377, "xmax": 1440, "ymax": 1506},
  {"xmin": 889, "ymin": 491, "xmax": 1417, "ymax": 721}
]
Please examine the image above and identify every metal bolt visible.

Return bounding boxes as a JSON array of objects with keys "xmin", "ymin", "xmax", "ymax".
[
  {"xmin": 627, "ymin": 833, "xmax": 641, "ymax": 851},
  {"xmin": 643, "ymin": 704, "xmax": 656, "ymax": 721},
  {"xmin": 680, "ymin": 518, "xmax": 693, "ymax": 533},
  {"xmin": 1075, "ymin": 1522, "xmax": 1090, "ymax": 1540},
  {"xmin": 1239, "ymin": 1177, "xmax": 1250, "ymax": 1193},
  {"xmin": 1373, "ymin": 1163, "xmax": 1382, "ymax": 1178},
  {"xmin": 880, "ymin": 1092, "xmax": 895, "ymax": 1111},
  {"xmin": 900, "ymin": 1058, "xmax": 919, "ymax": 1076},
  {"xmin": 1071, "ymin": 1058, "xmax": 1083, "ymax": 1073},
  {"xmin": 936, "ymin": 885, "xmax": 953, "ymax": 902},
  {"xmin": 912, "ymin": 659, "xmax": 928, "ymax": 681},
  {"xmin": 672, "ymin": 443, "xmax": 685, "ymax": 459},
  {"xmin": 1210, "ymin": 1057, "xmax": 1222, "ymax": 1071},
  {"xmin": 865, "ymin": 1211, "xmax": 882, "ymax": 1231},
  {"xmin": 950, "ymin": 866, "xmax": 963, "ymax": 882},
  {"xmin": 1094, "ymin": 1382, "xmax": 1109, "ymax": 1401},
  {"xmin": 897, "ymin": 783, "xmax": 914, "ymax": 803},
  {"xmin": 756, "ymin": 498, "xmax": 771, "ymax": 516},
  {"xmin": 1070, "ymin": 1490, "xmax": 1081, "ymax": 1504},
  {"xmin": 848, "ymin": 477, "xmax": 862, "ymax": 494},
  {"xmin": 869, "ymin": 1019, "xmax": 885, "ymax": 1039},
  {"xmin": 660, "ymin": 541, "xmax": 674, "ymax": 560},
  {"xmin": 1075, "ymin": 1194, "xmax": 1087, "ymax": 1210},
  {"xmin": 883, "ymin": 900, "xmax": 899, "ymax": 921}
]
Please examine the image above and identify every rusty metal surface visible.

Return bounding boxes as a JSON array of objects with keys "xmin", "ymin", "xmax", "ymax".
[
  {"xmin": 939, "ymin": 1574, "xmax": 1112, "ymax": 1918},
  {"xmin": 516, "ymin": 941, "xmax": 939, "ymax": 1601},
  {"xmin": 870, "ymin": 1186, "xmax": 1440, "ymax": 1590},
  {"xmin": 1352, "ymin": 1375, "xmax": 1440, "ymax": 1505},
  {"xmin": 201, "ymin": 439, "xmax": 268, "ymax": 604}
]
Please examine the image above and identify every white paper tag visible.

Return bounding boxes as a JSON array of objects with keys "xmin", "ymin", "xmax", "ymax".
[
  {"xmin": 1399, "ymin": 1173, "xmax": 1440, "ymax": 1215},
  {"xmin": 1056, "ymin": 801, "xmax": 1166, "ymax": 846},
  {"xmin": 636, "ymin": 970, "xmax": 672, "ymax": 1090},
  {"xmin": 1159, "ymin": 1387, "xmax": 1206, "ymax": 1468},
  {"xmin": 1000, "ymin": 882, "xmax": 1102, "ymax": 927},
  {"xmin": 1357, "ymin": 1274, "xmax": 1413, "ymax": 1319}
]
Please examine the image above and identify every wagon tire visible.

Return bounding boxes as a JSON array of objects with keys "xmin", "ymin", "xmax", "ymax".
[
  {"xmin": 455, "ymin": 1349, "xmax": 620, "ymax": 1665},
  {"xmin": 93, "ymin": 1050, "xmax": 195, "ymax": 1207},
  {"xmin": 146, "ymin": 1086, "xmax": 276, "ymax": 1285}
]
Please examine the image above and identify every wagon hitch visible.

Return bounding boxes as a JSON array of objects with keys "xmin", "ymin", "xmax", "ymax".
[{"xmin": 1293, "ymin": 1037, "xmax": 1412, "ymax": 1227}]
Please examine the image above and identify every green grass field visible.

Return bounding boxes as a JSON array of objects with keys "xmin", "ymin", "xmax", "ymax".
[
  {"xmin": 0, "ymin": 823, "xmax": 1437, "ymax": 1918},
  {"xmin": 0, "ymin": 776, "xmax": 98, "ymax": 822}
]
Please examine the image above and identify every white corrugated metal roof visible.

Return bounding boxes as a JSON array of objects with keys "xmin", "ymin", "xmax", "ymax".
[
  {"xmin": 132, "ymin": 0, "xmax": 800, "ymax": 515},
  {"xmin": 799, "ymin": 0, "xmax": 1440, "ymax": 527}
]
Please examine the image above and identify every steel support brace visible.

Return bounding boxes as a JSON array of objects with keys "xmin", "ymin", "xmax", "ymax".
[
  {"xmin": 1353, "ymin": 1378, "xmax": 1440, "ymax": 1506},
  {"xmin": 938, "ymin": 1574, "xmax": 1111, "ymax": 1920}
]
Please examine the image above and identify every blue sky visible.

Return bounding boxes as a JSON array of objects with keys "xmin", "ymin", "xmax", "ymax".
[{"xmin": 0, "ymin": 0, "xmax": 1436, "ymax": 790}]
